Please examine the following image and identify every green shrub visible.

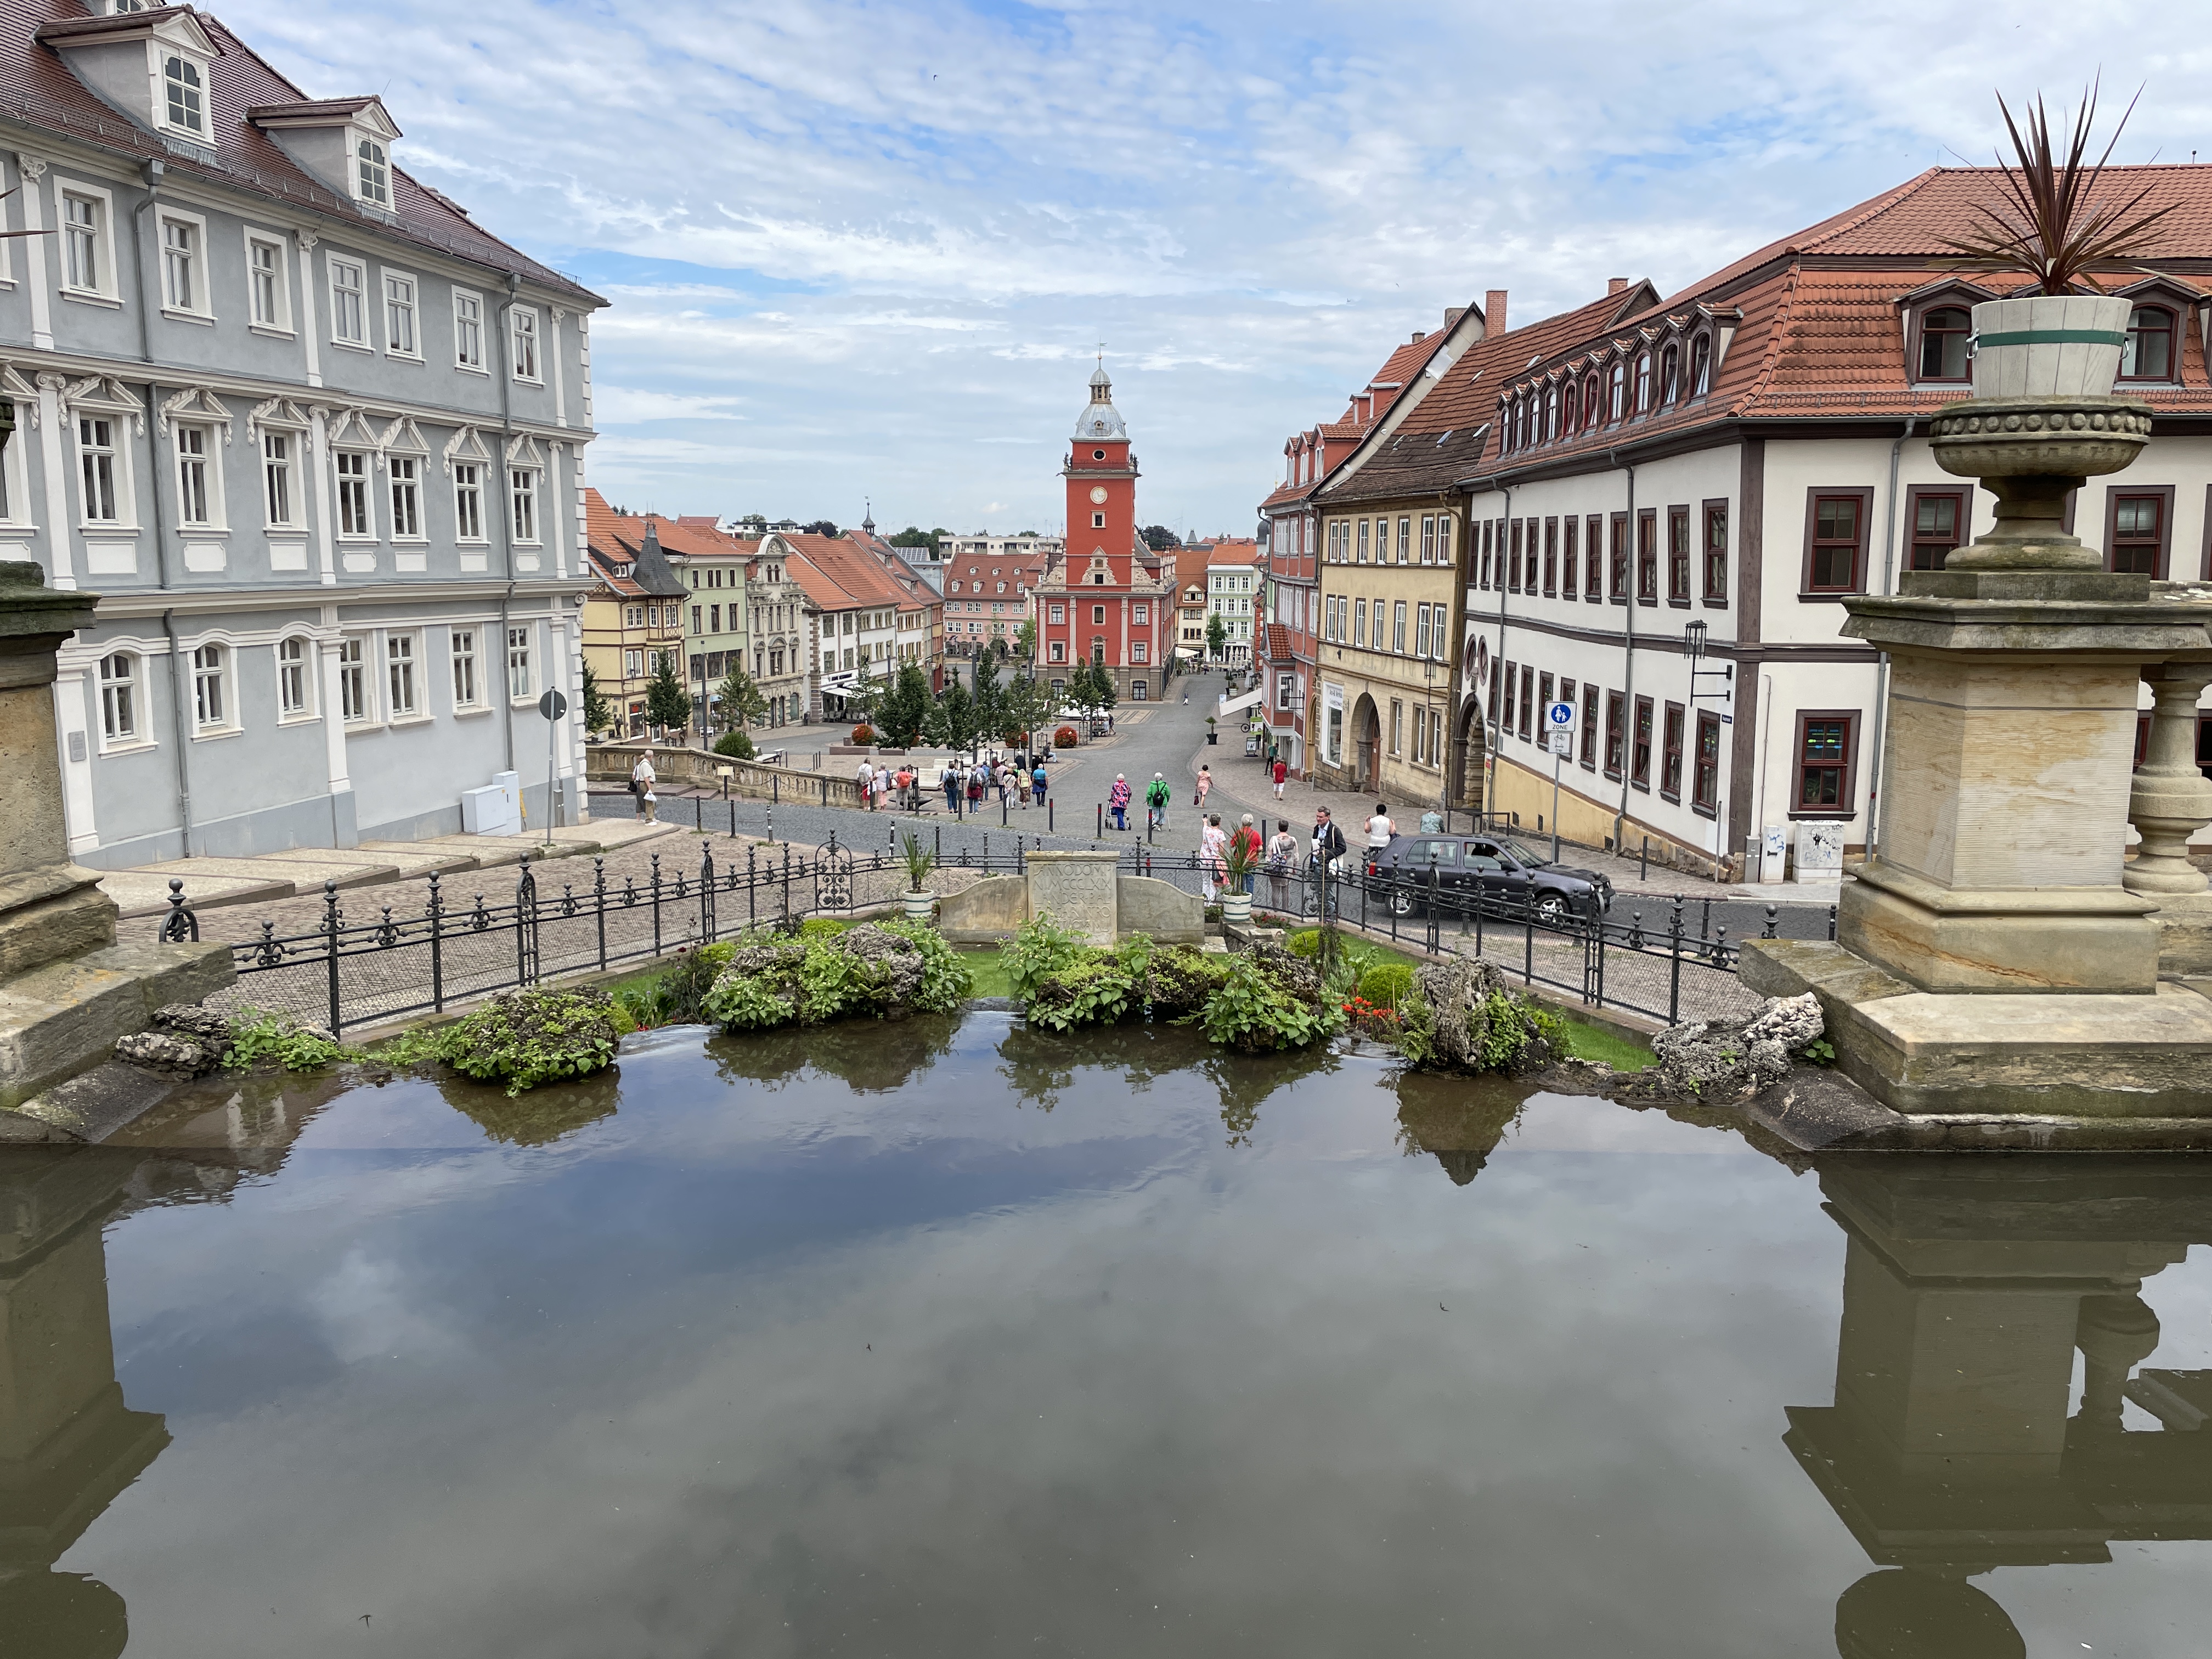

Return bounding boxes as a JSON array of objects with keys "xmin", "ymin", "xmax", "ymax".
[
  {"xmin": 222, "ymin": 1008, "xmax": 354, "ymax": 1072},
  {"xmin": 1286, "ymin": 929, "xmax": 1321, "ymax": 959},
  {"xmin": 1002, "ymin": 911, "xmax": 1090, "ymax": 998},
  {"xmin": 701, "ymin": 922, "xmax": 968, "ymax": 1032},
  {"xmin": 439, "ymin": 987, "xmax": 622, "ymax": 1096},
  {"xmin": 1145, "ymin": 945, "xmax": 1230, "ymax": 1018},
  {"xmin": 1197, "ymin": 953, "xmax": 1343, "ymax": 1052},
  {"xmin": 799, "ymin": 917, "xmax": 849, "ymax": 938},
  {"xmin": 713, "ymin": 730, "xmax": 756, "ymax": 760},
  {"xmin": 1026, "ymin": 956, "xmax": 1141, "ymax": 1032},
  {"xmin": 876, "ymin": 917, "xmax": 972, "ymax": 1013},
  {"xmin": 1357, "ymin": 963, "xmax": 1415, "ymax": 1009}
]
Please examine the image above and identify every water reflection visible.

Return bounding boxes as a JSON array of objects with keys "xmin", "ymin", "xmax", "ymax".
[
  {"xmin": 707, "ymin": 1014, "xmax": 960, "ymax": 1093},
  {"xmin": 1787, "ymin": 1154, "xmax": 2212, "ymax": 1657},
  {"xmin": 0, "ymin": 1152, "xmax": 169, "ymax": 1658},
  {"xmin": 1394, "ymin": 1073, "xmax": 1523, "ymax": 1185},
  {"xmin": 440, "ymin": 1068, "xmax": 621, "ymax": 1147}
]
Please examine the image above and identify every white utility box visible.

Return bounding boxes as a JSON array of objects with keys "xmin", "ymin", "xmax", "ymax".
[{"xmin": 461, "ymin": 770, "xmax": 522, "ymax": 836}]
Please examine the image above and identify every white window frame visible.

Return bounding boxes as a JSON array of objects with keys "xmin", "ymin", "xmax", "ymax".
[
  {"xmin": 386, "ymin": 630, "xmax": 422, "ymax": 721},
  {"xmin": 276, "ymin": 635, "xmax": 315, "ymax": 721},
  {"xmin": 189, "ymin": 641, "xmax": 234, "ymax": 735},
  {"xmin": 449, "ymin": 627, "xmax": 482, "ymax": 710},
  {"xmin": 334, "ymin": 449, "xmax": 374, "ymax": 540},
  {"xmin": 509, "ymin": 304, "xmax": 540, "ymax": 382},
  {"xmin": 506, "ymin": 627, "xmax": 534, "ymax": 702},
  {"xmin": 388, "ymin": 453, "xmax": 423, "ymax": 540},
  {"xmin": 244, "ymin": 230, "xmax": 291, "ymax": 334},
  {"xmin": 97, "ymin": 650, "xmax": 142, "ymax": 749},
  {"xmin": 328, "ymin": 253, "xmax": 369, "ymax": 349},
  {"xmin": 452, "ymin": 461, "xmax": 486, "ymax": 543},
  {"xmin": 452, "ymin": 287, "xmax": 486, "ymax": 373},
  {"xmin": 337, "ymin": 635, "xmax": 373, "ymax": 725},
  {"xmin": 382, "ymin": 268, "xmax": 420, "ymax": 359},
  {"xmin": 509, "ymin": 466, "xmax": 539, "ymax": 544},
  {"xmin": 353, "ymin": 132, "xmax": 390, "ymax": 207},
  {"xmin": 72, "ymin": 412, "xmax": 129, "ymax": 527},
  {"xmin": 261, "ymin": 429, "xmax": 298, "ymax": 528},
  {"xmin": 159, "ymin": 50, "xmax": 208, "ymax": 139},
  {"xmin": 57, "ymin": 180, "xmax": 117, "ymax": 301},
  {"xmin": 173, "ymin": 421, "xmax": 222, "ymax": 528},
  {"xmin": 157, "ymin": 208, "xmax": 211, "ymax": 319}
]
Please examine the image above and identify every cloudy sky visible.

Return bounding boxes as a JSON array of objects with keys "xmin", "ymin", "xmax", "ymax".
[{"xmin": 222, "ymin": 0, "xmax": 2207, "ymax": 537}]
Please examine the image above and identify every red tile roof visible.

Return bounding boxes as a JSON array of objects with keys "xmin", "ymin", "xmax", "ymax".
[
  {"xmin": 1, "ymin": 0, "xmax": 595, "ymax": 302},
  {"xmin": 1205, "ymin": 539, "xmax": 1261, "ymax": 568}
]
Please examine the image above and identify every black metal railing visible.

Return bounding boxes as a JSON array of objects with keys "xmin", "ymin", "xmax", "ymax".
[{"xmin": 192, "ymin": 827, "xmax": 1796, "ymax": 1035}]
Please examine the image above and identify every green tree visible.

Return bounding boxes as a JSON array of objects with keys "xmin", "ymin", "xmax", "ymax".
[
  {"xmin": 646, "ymin": 651, "xmax": 692, "ymax": 735},
  {"xmin": 1091, "ymin": 663, "xmax": 1119, "ymax": 713},
  {"xmin": 877, "ymin": 663, "xmax": 933, "ymax": 748},
  {"xmin": 1001, "ymin": 673, "xmax": 1051, "ymax": 748},
  {"xmin": 847, "ymin": 655, "xmax": 880, "ymax": 727},
  {"xmin": 1141, "ymin": 524, "xmax": 1182, "ymax": 551},
  {"xmin": 716, "ymin": 659, "xmax": 769, "ymax": 730},
  {"xmin": 970, "ymin": 651, "xmax": 1005, "ymax": 746},
  {"xmin": 924, "ymin": 680, "xmax": 979, "ymax": 755},
  {"xmin": 1205, "ymin": 612, "xmax": 1228, "ymax": 661},
  {"xmin": 580, "ymin": 661, "xmax": 612, "ymax": 735},
  {"xmin": 1013, "ymin": 617, "xmax": 1037, "ymax": 663}
]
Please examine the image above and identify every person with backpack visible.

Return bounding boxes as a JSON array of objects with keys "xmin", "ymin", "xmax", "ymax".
[
  {"xmin": 942, "ymin": 764, "xmax": 961, "ymax": 815},
  {"xmin": 1144, "ymin": 772, "xmax": 1171, "ymax": 831}
]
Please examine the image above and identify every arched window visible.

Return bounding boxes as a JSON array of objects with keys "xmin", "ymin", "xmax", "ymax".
[
  {"xmin": 356, "ymin": 137, "xmax": 390, "ymax": 207},
  {"xmin": 1582, "ymin": 374, "xmax": 1601, "ymax": 427},
  {"xmin": 98, "ymin": 651, "xmax": 136, "ymax": 742},
  {"xmin": 277, "ymin": 636, "xmax": 312, "ymax": 716},
  {"xmin": 163, "ymin": 55, "xmax": 202, "ymax": 133},
  {"xmin": 1690, "ymin": 335, "xmax": 1712, "ymax": 397},
  {"xmin": 1634, "ymin": 353, "xmax": 1652, "ymax": 413},
  {"xmin": 1660, "ymin": 345, "xmax": 1680, "ymax": 405},
  {"xmin": 1562, "ymin": 381, "xmax": 1579, "ymax": 434},
  {"xmin": 1609, "ymin": 363, "xmax": 1626, "ymax": 421},
  {"xmin": 191, "ymin": 643, "xmax": 226, "ymax": 729},
  {"xmin": 2123, "ymin": 305, "xmax": 2176, "ymax": 381},
  {"xmin": 1917, "ymin": 307, "xmax": 1971, "ymax": 380},
  {"xmin": 1545, "ymin": 388, "xmax": 1560, "ymax": 442}
]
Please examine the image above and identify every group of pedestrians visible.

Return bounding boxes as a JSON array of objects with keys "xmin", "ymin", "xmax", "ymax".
[{"xmin": 854, "ymin": 753, "xmax": 1051, "ymax": 815}]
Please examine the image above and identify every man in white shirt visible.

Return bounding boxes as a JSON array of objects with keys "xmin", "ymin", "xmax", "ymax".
[{"xmin": 1365, "ymin": 802, "xmax": 1395, "ymax": 849}]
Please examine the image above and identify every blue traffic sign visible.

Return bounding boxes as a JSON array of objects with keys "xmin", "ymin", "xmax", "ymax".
[{"xmin": 1545, "ymin": 701, "xmax": 1575, "ymax": 729}]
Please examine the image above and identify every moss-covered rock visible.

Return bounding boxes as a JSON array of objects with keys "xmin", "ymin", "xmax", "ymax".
[
  {"xmin": 441, "ymin": 987, "xmax": 622, "ymax": 1096},
  {"xmin": 702, "ymin": 920, "xmax": 968, "ymax": 1032}
]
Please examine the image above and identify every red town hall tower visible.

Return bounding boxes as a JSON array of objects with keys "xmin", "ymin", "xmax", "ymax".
[{"xmin": 1037, "ymin": 364, "xmax": 1170, "ymax": 701}]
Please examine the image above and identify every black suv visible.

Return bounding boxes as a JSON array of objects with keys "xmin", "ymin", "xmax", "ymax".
[{"xmin": 1364, "ymin": 833, "xmax": 1612, "ymax": 926}]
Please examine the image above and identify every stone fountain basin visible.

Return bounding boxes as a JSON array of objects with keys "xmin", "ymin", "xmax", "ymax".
[{"xmin": 1928, "ymin": 396, "xmax": 2152, "ymax": 479}]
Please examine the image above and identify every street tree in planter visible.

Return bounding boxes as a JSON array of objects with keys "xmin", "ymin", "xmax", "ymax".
[
  {"xmin": 716, "ymin": 660, "xmax": 769, "ymax": 731},
  {"xmin": 646, "ymin": 651, "xmax": 692, "ymax": 737},
  {"xmin": 1939, "ymin": 82, "xmax": 2177, "ymax": 400},
  {"xmin": 876, "ymin": 663, "xmax": 932, "ymax": 748}
]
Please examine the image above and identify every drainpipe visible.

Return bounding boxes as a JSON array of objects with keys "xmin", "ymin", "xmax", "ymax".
[
  {"xmin": 1608, "ymin": 448, "xmax": 1635, "ymax": 853},
  {"xmin": 497, "ymin": 273, "xmax": 519, "ymax": 786},
  {"xmin": 1863, "ymin": 414, "xmax": 1918, "ymax": 863},
  {"xmin": 133, "ymin": 160, "xmax": 192, "ymax": 855}
]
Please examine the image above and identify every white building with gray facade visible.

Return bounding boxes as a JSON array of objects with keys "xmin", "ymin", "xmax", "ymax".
[{"xmin": 1, "ymin": 0, "xmax": 603, "ymax": 866}]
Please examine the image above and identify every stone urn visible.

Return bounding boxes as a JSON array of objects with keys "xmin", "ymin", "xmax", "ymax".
[
  {"xmin": 902, "ymin": 889, "xmax": 936, "ymax": 924},
  {"xmin": 1220, "ymin": 890, "xmax": 1253, "ymax": 926},
  {"xmin": 1971, "ymin": 295, "xmax": 2134, "ymax": 399}
]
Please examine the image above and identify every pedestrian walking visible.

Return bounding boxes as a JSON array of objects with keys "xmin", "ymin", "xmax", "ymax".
[
  {"xmin": 1266, "ymin": 819, "xmax": 1299, "ymax": 910},
  {"xmin": 1232, "ymin": 813, "xmax": 1262, "ymax": 895},
  {"xmin": 856, "ymin": 759, "xmax": 876, "ymax": 812},
  {"xmin": 1109, "ymin": 774, "xmax": 1131, "ymax": 832},
  {"xmin": 1365, "ymin": 802, "xmax": 1396, "ymax": 849},
  {"xmin": 1031, "ymin": 761, "xmax": 1048, "ymax": 809},
  {"xmin": 1311, "ymin": 805, "xmax": 1347, "ymax": 916},
  {"xmin": 1200, "ymin": 814, "xmax": 1227, "ymax": 902},
  {"xmin": 1145, "ymin": 772, "xmax": 1171, "ymax": 831},
  {"xmin": 1272, "ymin": 755, "xmax": 1288, "ymax": 800},
  {"xmin": 943, "ymin": 764, "xmax": 961, "ymax": 815},
  {"xmin": 1195, "ymin": 764, "xmax": 1212, "ymax": 811},
  {"xmin": 996, "ymin": 761, "xmax": 1013, "ymax": 809},
  {"xmin": 629, "ymin": 750, "xmax": 657, "ymax": 822},
  {"xmin": 874, "ymin": 766, "xmax": 891, "ymax": 811},
  {"xmin": 968, "ymin": 761, "xmax": 988, "ymax": 811}
]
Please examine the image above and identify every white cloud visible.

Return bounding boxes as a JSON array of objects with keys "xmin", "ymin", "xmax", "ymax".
[{"xmin": 213, "ymin": 0, "xmax": 2212, "ymax": 531}]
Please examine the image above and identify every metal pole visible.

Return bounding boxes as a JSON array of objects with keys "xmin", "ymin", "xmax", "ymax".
[
  {"xmin": 546, "ymin": 692, "xmax": 560, "ymax": 844},
  {"xmin": 1048, "ymin": 798, "xmax": 1054, "ymax": 833},
  {"xmin": 1551, "ymin": 749, "xmax": 1561, "ymax": 864},
  {"xmin": 1668, "ymin": 896, "xmax": 1684, "ymax": 1025},
  {"xmin": 427, "ymin": 870, "xmax": 444, "ymax": 1013}
]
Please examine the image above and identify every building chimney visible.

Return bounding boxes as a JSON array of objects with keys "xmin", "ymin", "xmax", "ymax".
[
  {"xmin": 1485, "ymin": 290, "xmax": 1508, "ymax": 336},
  {"xmin": 1410, "ymin": 330, "xmax": 1426, "ymax": 343},
  {"xmin": 1607, "ymin": 277, "xmax": 1628, "ymax": 296}
]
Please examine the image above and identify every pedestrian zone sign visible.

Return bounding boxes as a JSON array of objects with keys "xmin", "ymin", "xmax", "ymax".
[
  {"xmin": 1545, "ymin": 701, "xmax": 1575, "ymax": 730},
  {"xmin": 1548, "ymin": 731, "xmax": 1572, "ymax": 757}
]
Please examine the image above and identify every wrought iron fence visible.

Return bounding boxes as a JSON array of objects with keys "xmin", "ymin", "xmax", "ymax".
[{"xmin": 186, "ymin": 830, "xmax": 1805, "ymax": 1035}]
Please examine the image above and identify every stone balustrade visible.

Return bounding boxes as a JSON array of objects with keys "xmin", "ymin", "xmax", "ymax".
[{"xmin": 586, "ymin": 744, "xmax": 865, "ymax": 810}]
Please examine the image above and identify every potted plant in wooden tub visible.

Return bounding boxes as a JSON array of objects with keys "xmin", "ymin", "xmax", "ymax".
[
  {"xmin": 1942, "ymin": 82, "xmax": 2175, "ymax": 399},
  {"xmin": 901, "ymin": 832, "xmax": 938, "ymax": 923}
]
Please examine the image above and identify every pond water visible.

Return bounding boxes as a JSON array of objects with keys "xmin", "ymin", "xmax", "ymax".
[{"xmin": 5, "ymin": 1013, "xmax": 2210, "ymax": 1657}]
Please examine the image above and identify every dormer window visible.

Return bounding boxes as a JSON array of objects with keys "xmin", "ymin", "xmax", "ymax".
[
  {"xmin": 1690, "ymin": 335, "xmax": 1712, "ymax": 397},
  {"xmin": 356, "ymin": 136, "xmax": 390, "ymax": 205},
  {"xmin": 2121, "ymin": 305, "xmax": 2176, "ymax": 381},
  {"xmin": 1917, "ymin": 306, "xmax": 1972, "ymax": 381},
  {"xmin": 163, "ymin": 54, "xmax": 203, "ymax": 133}
]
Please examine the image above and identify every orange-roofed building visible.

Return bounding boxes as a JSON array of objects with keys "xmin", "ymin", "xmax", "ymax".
[{"xmin": 1447, "ymin": 164, "xmax": 2212, "ymax": 880}]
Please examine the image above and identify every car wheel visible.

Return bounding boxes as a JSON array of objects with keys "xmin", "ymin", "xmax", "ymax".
[
  {"xmin": 1390, "ymin": 889, "xmax": 1416, "ymax": 918},
  {"xmin": 1534, "ymin": 893, "xmax": 1568, "ymax": 928}
]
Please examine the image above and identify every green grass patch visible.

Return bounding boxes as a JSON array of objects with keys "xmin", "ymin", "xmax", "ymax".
[
  {"xmin": 960, "ymin": 948, "xmax": 1014, "ymax": 1000},
  {"xmin": 1560, "ymin": 1017, "xmax": 1654, "ymax": 1071}
]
